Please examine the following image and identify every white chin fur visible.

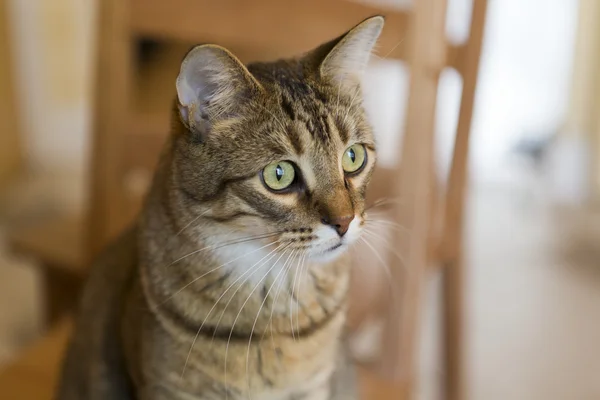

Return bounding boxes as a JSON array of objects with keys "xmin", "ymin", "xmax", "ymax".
[
  {"xmin": 307, "ymin": 215, "xmax": 363, "ymax": 263},
  {"xmin": 205, "ymin": 216, "xmax": 363, "ymax": 287}
]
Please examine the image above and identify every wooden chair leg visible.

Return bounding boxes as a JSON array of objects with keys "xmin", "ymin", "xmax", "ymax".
[
  {"xmin": 440, "ymin": 1, "xmax": 488, "ymax": 399},
  {"xmin": 442, "ymin": 255, "xmax": 465, "ymax": 400},
  {"xmin": 42, "ymin": 267, "xmax": 83, "ymax": 326},
  {"xmin": 379, "ymin": 0, "xmax": 448, "ymax": 387},
  {"xmin": 87, "ymin": 0, "xmax": 135, "ymax": 257},
  {"xmin": 0, "ymin": 0, "xmax": 22, "ymax": 185}
]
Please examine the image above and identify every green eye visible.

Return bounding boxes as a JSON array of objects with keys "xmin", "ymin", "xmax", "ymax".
[
  {"xmin": 342, "ymin": 144, "xmax": 367, "ymax": 173},
  {"xmin": 262, "ymin": 161, "xmax": 296, "ymax": 191}
]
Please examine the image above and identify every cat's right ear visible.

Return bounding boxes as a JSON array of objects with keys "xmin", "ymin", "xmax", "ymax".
[
  {"xmin": 176, "ymin": 45, "xmax": 263, "ymax": 137},
  {"xmin": 305, "ymin": 16, "xmax": 384, "ymax": 91}
]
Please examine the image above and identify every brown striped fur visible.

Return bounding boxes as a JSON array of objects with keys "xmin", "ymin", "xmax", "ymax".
[{"xmin": 56, "ymin": 16, "xmax": 384, "ymax": 400}]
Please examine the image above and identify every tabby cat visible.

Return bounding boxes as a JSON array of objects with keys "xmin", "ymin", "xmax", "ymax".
[{"xmin": 56, "ymin": 16, "xmax": 384, "ymax": 400}]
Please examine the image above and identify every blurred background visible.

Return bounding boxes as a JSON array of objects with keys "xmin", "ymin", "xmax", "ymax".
[{"xmin": 1, "ymin": 0, "xmax": 599, "ymax": 399}]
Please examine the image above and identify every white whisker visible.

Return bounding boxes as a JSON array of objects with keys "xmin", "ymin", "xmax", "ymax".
[
  {"xmin": 289, "ymin": 251, "xmax": 305, "ymax": 341},
  {"xmin": 211, "ymin": 243, "xmax": 287, "ymax": 345},
  {"xmin": 358, "ymin": 235, "xmax": 402, "ymax": 309},
  {"xmin": 382, "ymin": 37, "xmax": 407, "ymax": 59},
  {"xmin": 366, "ymin": 218, "xmax": 411, "ymax": 234},
  {"xmin": 224, "ymin": 243, "xmax": 292, "ymax": 399},
  {"xmin": 244, "ymin": 248, "xmax": 292, "ymax": 397},
  {"xmin": 262, "ymin": 250, "xmax": 299, "ymax": 350},
  {"xmin": 296, "ymin": 252, "xmax": 309, "ymax": 339},
  {"xmin": 180, "ymin": 242, "xmax": 286, "ymax": 379},
  {"xmin": 176, "ymin": 208, "xmax": 211, "ymax": 236},
  {"xmin": 159, "ymin": 240, "xmax": 280, "ymax": 307},
  {"xmin": 260, "ymin": 250, "xmax": 296, "ymax": 340},
  {"xmin": 362, "ymin": 228, "xmax": 408, "ymax": 269},
  {"xmin": 170, "ymin": 231, "xmax": 282, "ymax": 266},
  {"xmin": 365, "ymin": 197, "xmax": 405, "ymax": 211}
]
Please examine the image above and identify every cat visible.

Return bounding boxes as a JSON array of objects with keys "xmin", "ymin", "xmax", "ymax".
[{"xmin": 56, "ymin": 16, "xmax": 384, "ymax": 400}]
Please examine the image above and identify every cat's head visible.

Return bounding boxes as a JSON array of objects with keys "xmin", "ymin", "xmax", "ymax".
[{"xmin": 170, "ymin": 16, "xmax": 383, "ymax": 264}]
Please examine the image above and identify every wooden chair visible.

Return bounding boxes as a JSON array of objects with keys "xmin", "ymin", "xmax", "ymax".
[
  {"xmin": 0, "ymin": 0, "xmax": 22, "ymax": 185},
  {"xmin": 8, "ymin": 0, "xmax": 488, "ymax": 398},
  {"xmin": 381, "ymin": 1, "xmax": 487, "ymax": 398}
]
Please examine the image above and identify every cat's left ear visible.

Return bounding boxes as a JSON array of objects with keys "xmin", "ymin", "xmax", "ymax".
[
  {"xmin": 308, "ymin": 16, "xmax": 384, "ymax": 89},
  {"xmin": 176, "ymin": 44, "xmax": 263, "ymax": 135}
]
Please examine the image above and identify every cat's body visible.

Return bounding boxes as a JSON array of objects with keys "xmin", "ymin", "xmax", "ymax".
[{"xmin": 56, "ymin": 17, "xmax": 384, "ymax": 400}]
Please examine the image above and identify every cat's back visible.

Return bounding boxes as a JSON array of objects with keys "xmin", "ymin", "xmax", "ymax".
[{"xmin": 55, "ymin": 227, "xmax": 138, "ymax": 400}]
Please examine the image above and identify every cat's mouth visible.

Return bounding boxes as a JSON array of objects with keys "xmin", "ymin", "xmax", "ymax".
[
  {"xmin": 303, "ymin": 215, "xmax": 363, "ymax": 262},
  {"xmin": 326, "ymin": 242, "xmax": 343, "ymax": 252},
  {"xmin": 305, "ymin": 238, "xmax": 348, "ymax": 263}
]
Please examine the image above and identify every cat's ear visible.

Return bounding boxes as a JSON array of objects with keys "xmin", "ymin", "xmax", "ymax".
[
  {"xmin": 308, "ymin": 16, "xmax": 384, "ymax": 89},
  {"xmin": 176, "ymin": 44, "xmax": 262, "ymax": 134}
]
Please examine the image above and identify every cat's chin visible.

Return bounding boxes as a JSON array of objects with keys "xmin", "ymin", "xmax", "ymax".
[{"xmin": 307, "ymin": 242, "xmax": 349, "ymax": 264}]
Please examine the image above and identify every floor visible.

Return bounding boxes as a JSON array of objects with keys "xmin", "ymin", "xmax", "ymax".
[
  {"xmin": 464, "ymin": 185, "xmax": 600, "ymax": 399},
  {"xmin": 0, "ymin": 179, "xmax": 599, "ymax": 399}
]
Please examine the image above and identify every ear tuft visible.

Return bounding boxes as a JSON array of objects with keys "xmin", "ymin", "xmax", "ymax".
[
  {"xmin": 176, "ymin": 45, "xmax": 261, "ymax": 134},
  {"xmin": 318, "ymin": 16, "xmax": 384, "ymax": 88}
]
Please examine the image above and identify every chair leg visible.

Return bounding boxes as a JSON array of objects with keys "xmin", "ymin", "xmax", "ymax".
[
  {"xmin": 439, "ymin": 2, "xmax": 488, "ymax": 398},
  {"xmin": 379, "ymin": 0, "xmax": 448, "ymax": 387},
  {"xmin": 87, "ymin": 0, "xmax": 134, "ymax": 257},
  {"xmin": 442, "ymin": 254, "xmax": 465, "ymax": 400},
  {"xmin": 41, "ymin": 267, "xmax": 82, "ymax": 326}
]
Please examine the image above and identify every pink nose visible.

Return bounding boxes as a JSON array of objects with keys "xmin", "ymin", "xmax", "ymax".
[{"xmin": 321, "ymin": 215, "xmax": 354, "ymax": 237}]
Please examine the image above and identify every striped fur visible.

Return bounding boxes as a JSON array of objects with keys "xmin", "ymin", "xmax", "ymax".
[{"xmin": 56, "ymin": 16, "xmax": 384, "ymax": 400}]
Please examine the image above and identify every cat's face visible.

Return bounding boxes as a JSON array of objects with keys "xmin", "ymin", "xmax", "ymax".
[{"xmin": 171, "ymin": 17, "xmax": 383, "ymax": 264}]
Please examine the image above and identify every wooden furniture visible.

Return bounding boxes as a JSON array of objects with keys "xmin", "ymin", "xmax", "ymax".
[
  {"xmin": 0, "ymin": 319, "xmax": 72, "ymax": 400},
  {"xmin": 566, "ymin": 0, "xmax": 600, "ymax": 203},
  {"xmin": 381, "ymin": 2, "xmax": 487, "ymax": 400},
  {"xmin": 0, "ymin": 317, "xmax": 405, "ymax": 399},
  {"xmin": 0, "ymin": 0, "xmax": 22, "ymax": 185},
  {"xmin": 8, "ymin": 0, "xmax": 488, "ymax": 399}
]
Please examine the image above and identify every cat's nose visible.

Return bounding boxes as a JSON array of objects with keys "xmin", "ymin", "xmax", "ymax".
[{"xmin": 321, "ymin": 215, "xmax": 354, "ymax": 237}]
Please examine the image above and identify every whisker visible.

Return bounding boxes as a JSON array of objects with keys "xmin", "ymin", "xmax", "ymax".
[
  {"xmin": 296, "ymin": 252, "xmax": 309, "ymax": 339},
  {"xmin": 365, "ymin": 197, "xmax": 405, "ymax": 212},
  {"xmin": 159, "ymin": 240, "xmax": 280, "ymax": 307},
  {"xmin": 244, "ymin": 247, "xmax": 292, "ymax": 397},
  {"xmin": 358, "ymin": 235, "xmax": 392, "ymax": 277},
  {"xmin": 224, "ymin": 243, "xmax": 292, "ymax": 398},
  {"xmin": 260, "ymin": 250, "xmax": 296, "ymax": 340},
  {"xmin": 210, "ymin": 243, "xmax": 287, "ymax": 345},
  {"xmin": 378, "ymin": 37, "xmax": 407, "ymax": 60},
  {"xmin": 170, "ymin": 231, "xmax": 283, "ymax": 266},
  {"xmin": 262, "ymin": 250, "xmax": 299, "ymax": 350},
  {"xmin": 180, "ymin": 242, "xmax": 286, "ymax": 379},
  {"xmin": 289, "ymin": 251, "xmax": 305, "ymax": 341},
  {"xmin": 175, "ymin": 208, "xmax": 211, "ymax": 236},
  {"xmin": 358, "ymin": 235, "xmax": 402, "ymax": 309},
  {"xmin": 362, "ymin": 228, "xmax": 408, "ymax": 269},
  {"xmin": 365, "ymin": 218, "xmax": 411, "ymax": 234}
]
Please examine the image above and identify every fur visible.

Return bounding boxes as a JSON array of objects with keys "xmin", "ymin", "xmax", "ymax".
[{"xmin": 56, "ymin": 16, "xmax": 384, "ymax": 400}]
